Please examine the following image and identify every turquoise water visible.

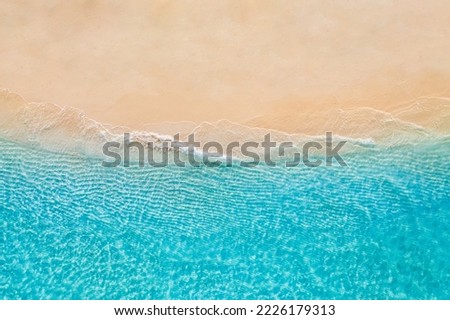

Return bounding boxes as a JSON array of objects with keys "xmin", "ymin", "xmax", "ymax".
[{"xmin": 1, "ymin": 138, "xmax": 449, "ymax": 299}]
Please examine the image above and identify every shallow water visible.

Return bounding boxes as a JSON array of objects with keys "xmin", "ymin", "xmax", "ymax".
[{"xmin": 1, "ymin": 138, "xmax": 449, "ymax": 299}]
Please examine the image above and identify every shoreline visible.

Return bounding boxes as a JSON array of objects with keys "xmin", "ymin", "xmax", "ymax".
[{"xmin": 1, "ymin": 88, "xmax": 449, "ymax": 160}]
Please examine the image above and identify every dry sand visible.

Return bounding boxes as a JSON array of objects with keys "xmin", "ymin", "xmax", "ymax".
[{"xmin": 1, "ymin": 1, "xmax": 449, "ymax": 138}]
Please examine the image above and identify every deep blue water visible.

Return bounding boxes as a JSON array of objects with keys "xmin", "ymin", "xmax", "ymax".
[{"xmin": 1, "ymin": 138, "xmax": 449, "ymax": 299}]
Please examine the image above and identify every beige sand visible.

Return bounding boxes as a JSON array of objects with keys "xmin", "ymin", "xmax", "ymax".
[{"xmin": 0, "ymin": 1, "xmax": 449, "ymax": 137}]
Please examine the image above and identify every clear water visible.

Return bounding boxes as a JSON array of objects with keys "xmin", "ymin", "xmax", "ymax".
[{"xmin": 1, "ymin": 138, "xmax": 449, "ymax": 299}]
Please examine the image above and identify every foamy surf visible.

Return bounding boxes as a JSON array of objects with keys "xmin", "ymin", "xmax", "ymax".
[{"xmin": 0, "ymin": 88, "xmax": 448, "ymax": 162}]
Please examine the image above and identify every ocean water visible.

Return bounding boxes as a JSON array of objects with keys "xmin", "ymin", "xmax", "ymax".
[{"xmin": 0, "ymin": 137, "xmax": 449, "ymax": 299}]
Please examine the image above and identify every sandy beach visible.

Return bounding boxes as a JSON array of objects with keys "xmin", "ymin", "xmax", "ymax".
[{"xmin": 1, "ymin": 1, "xmax": 449, "ymax": 141}]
